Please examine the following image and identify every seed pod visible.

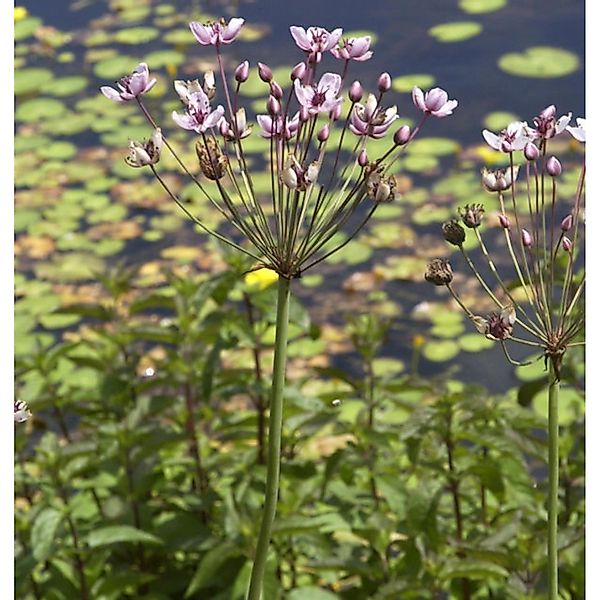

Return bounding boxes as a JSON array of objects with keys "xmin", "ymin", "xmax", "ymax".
[
  {"xmin": 196, "ymin": 137, "xmax": 227, "ymax": 180},
  {"xmin": 442, "ymin": 220, "xmax": 466, "ymax": 246},
  {"xmin": 424, "ymin": 258, "xmax": 453, "ymax": 286}
]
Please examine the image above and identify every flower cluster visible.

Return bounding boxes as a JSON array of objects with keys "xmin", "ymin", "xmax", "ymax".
[
  {"xmin": 101, "ymin": 17, "xmax": 458, "ymax": 281},
  {"xmin": 426, "ymin": 105, "xmax": 585, "ymax": 376}
]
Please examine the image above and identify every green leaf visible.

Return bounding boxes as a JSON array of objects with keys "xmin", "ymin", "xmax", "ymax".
[
  {"xmin": 439, "ymin": 557, "xmax": 509, "ymax": 580},
  {"xmin": 85, "ymin": 525, "xmax": 163, "ymax": 548},
  {"xmin": 287, "ymin": 588, "xmax": 339, "ymax": 600},
  {"xmin": 392, "ymin": 74, "xmax": 436, "ymax": 93},
  {"xmin": 31, "ymin": 508, "xmax": 62, "ymax": 563},
  {"xmin": 185, "ymin": 541, "xmax": 241, "ymax": 597}
]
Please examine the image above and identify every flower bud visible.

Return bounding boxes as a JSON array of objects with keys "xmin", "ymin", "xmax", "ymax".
[
  {"xmin": 267, "ymin": 95, "xmax": 280, "ymax": 116},
  {"xmin": 196, "ymin": 137, "xmax": 227, "ymax": 180},
  {"xmin": 317, "ymin": 124, "xmax": 330, "ymax": 143},
  {"xmin": 521, "ymin": 229, "xmax": 532, "ymax": 248},
  {"xmin": 425, "ymin": 258, "xmax": 453, "ymax": 286},
  {"xmin": 299, "ymin": 106, "xmax": 310, "ymax": 122},
  {"xmin": 291, "ymin": 62, "xmax": 307, "ymax": 81},
  {"xmin": 349, "ymin": 80, "xmax": 363, "ymax": 103},
  {"xmin": 561, "ymin": 214, "xmax": 573, "ymax": 232},
  {"xmin": 442, "ymin": 220, "xmax": 466, "ymax": 247},
  {"xmin": 219, "ymin": 118, "xmax": 229, "ymax": 137},
  {"xmin": 378, "ymin": 72, "xmax": 391, "ymax": 93},
  {"xmin": 234, "ymin": 61, "xmax": 249, "ymax": 83},
  {"xmin": 358, "ymin": 149, "xmax": 369, "ymax": 167},
  {"xmin": 498, "ymin": 214, "xmax": 510, "ymax": 229},
  {"xmin": 562, "ymin": 236, "xmax": 573, "ymax": 252},
  {"xmin": 524, "ymin": 141, "xmax": 539, "ymax": 161},
  {"xmin": 281, "ymin": 166, "xmax": 298, "ymax": 190},
  {"xmin": 270, "ymin": 81, "xmax": 283, "ymax": 100},
  {"xmin": 546, "ymin": 156, "xmax": 562, "ymax": 177},
  {"xmin": 329, "ymin": 103, "xmax": 342, "ymax": 121},
  {"xmin": 393, "ymin": 125, "xmax": 411, "ymax": 146},
  {"xmin": 257, "ymin": 62, "xmax": 273, "ymax": 82}
]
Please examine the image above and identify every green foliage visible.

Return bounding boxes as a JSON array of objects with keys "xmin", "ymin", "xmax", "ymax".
[{"xmin": 15, "ymin": 261, "xmax": 584, "ymax": 598}]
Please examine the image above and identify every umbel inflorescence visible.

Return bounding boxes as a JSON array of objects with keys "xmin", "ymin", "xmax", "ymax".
[
  {"xmin": 425, "ymin": 107, "xmax": 585, "ymax": 378},
  {"xmin": 101, "ymin": 18, "xmax": 458, "ymax": 280}
]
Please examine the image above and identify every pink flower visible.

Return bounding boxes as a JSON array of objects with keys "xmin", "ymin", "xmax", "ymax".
[
  {"xmin": 331, "ymin": 36, "xmax": 373, "ymax": 62},
  {"xmin": 294, "ymin": 72, "xmax": 343, "ymax": 115},
  {"xmin": 349, "ymin": 93, "xmax": 398, "ymax": 139},
  {"xmin": 172, "ymin": 89, "xmax": 225, "ymax": 133},
  {"xmin": 412, "ymin": 86, "xmax": 458, "ymax": 118},
  {"xmin": 566, "ymin": 117, "xmax": 586, "ymax": 142},
  {"xmin": 100, "ymin": 63, "xmax": 156, "ymax": 102},
  {"xmin": 290, "ymin": 25, "xmax": 343, "ymax": 62},
  {"xmin": 482, "ymin": 121, "xmax": 536, "ymax": 152},
  {"xmin": 533, "ymin": 105, "xmax": 571, "ymax": 139},
  {"xmin": 256, "ymin": 113, "xmax": 300, "ymax": 140},
  {"xmin": 189, "ymin": 18, "xmax": 245, "ymax": 46}
]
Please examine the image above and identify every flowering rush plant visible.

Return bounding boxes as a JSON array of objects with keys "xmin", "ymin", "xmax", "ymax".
[
  {"xmin": 425, "ymin": 105, "xmax": 585, "ymax": 600},
  {"xmin": 102, "ymin": 16, "xmax": 457, "ymax": 599}
]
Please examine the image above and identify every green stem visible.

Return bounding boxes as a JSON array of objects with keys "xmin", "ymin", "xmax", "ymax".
[
  {"xmin": 247, "ymin": 275, "xmax": 291, "ymax": 600},
  {"xmin": 548, "ymin": 369, "xmax": 560, "ymax": 599}
]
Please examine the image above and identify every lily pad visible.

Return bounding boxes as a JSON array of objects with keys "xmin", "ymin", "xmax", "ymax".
[
  {"xmin": 458, "ymin": 333, "xmax": 495, "ymax": 352},
  {"xmin": 35, "ymin": 253, "xmax": 106, "ymax": 282},
  {"xmin": 48, "ymin": 76, "xmax": 88, "ymax": 97},
  {"xmin": 114, "ymin": 27, "xmax": 160, "ymax": 45},
  {"xmin": 14, "ymin": 16, "xmax": 42, "ymax": 41},
  {"xmin": 93, "ymin": 55, "xmax": 141, "ymax": 80},
  {"xmin": 532, "ymin": 385, "xmax": 584, "ymax": 425},
  {"xmin": 403, "ymin": 155, "xmax": 439, "ymax": 173},
  {"xmin": 392, "ymin": 74, "xmax": 436, "ymax": 93},
  {"xmin": 498, "ymin": 47, "xmax": 580, "ymax": 78},
  {"xmin": 407, "ymin": 137, "xmax": 461, "ymax": 157},
  {"xmin": 143, "ymin": 49, "xmax": 185, "ymax": 68},
  {"xmin": 459, "ymin": 0, "xmax": 506, "ymax": 13},
  {"xmin": 14, "ymin": 68, "xmax": 54, "ymax": 96},
  {"xmin": 429, "ymin": 22, "xmax": 482, "ymax": 43},
  {"xmin": 422, "ymin": 339, "xmax": 461, "ymax": 362},
  {"xmin": 16, "ymin": 98, "xmax": 67, "ymax": 123},
  {"xmin": 483, "ymin": 111, "xmax": 520, "ymax": 131},
  {"xmin": 37, "ymin": 141, "xmax": 77, "ymax": 161}
]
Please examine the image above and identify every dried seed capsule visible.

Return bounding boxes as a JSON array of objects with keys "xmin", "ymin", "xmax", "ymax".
[{"xmin": 424, "ymin": 258, "xmax": 453, "ymax": 286}]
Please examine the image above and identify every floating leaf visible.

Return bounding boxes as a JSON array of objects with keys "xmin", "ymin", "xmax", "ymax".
[
  {"xmin": 429, "ymin": 22, "xmax": 482, "ymax": 43},
  {"xmin": 14, "ymin": 16, "xmax": 42, "ymax": 41},
  {"xmin": 16, "ymin": 98, "xmax": 67, "ymax": 123},
  {"xmin": 114, "ymin": 26, "xmax": 159, "ymax": 44},
  {"xmin": 47, "ymin": 76, "xmax": 88, "ymax": 97},
  {"xmin": 37, "ymin": 141, "xmax": 77, "ymax": 161},
  {"xmin": 143, "ymin": 49, "xmax": 185, "ymax": 68},
  {"xmin": 422, "ymin": 339, "xmax": 460, "ymax": 362},
  {"xmin": 532, "ymin": 385, "xmax": 584, "ymax": 425},
  {"xmin": 498, "ymin": 46, "xmax": 580, "ymax": 78},
  {"xmin": 93, "ymin": 55, "xmax": 141, "ymax": 80},
  {"xmin": 459, "ymin": 0, "xmax": 506, "ymax": 13},
  {"xmin": 483, "ymin": 111, "xmax": 520, "ymax": 131},
  {"xmin": 458, "ymin": 333, "xmax": 495, "ymax": 352},
  {"xmin": 14, "ymin": 68, "xmax": 53, "ymax": 96},
  {"xmin": 392, "ymin": 74, "xmax": 436, "ymax": 93},
  {"xmin": 407, "ymin": 137, "xmax": 461, "ymax": 157}
]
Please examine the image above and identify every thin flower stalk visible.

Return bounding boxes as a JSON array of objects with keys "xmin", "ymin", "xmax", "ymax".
[
  {"xmin": 427, "ymin": 106, "xmax": 585, "ymax": 600},
  {"xmin": 102, "ymin": 18, "xmax": 458, "ymax": 600}
]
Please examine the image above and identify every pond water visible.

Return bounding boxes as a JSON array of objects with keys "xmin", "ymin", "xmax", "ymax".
[{"xmin": 15, "ymin": 0, "xmax": 585, "ymax": 397}]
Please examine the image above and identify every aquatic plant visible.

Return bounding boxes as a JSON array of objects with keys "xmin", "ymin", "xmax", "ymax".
[
  {"xmin": 102, "ymin": 17, "xmax": 457, "ymax": 599},
  {"xmin": 426, "ymin": 106, "xmax": 585, "ymax": 599}
]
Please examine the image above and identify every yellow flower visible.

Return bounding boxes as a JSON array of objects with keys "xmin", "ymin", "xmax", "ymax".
[
  {"xmin": 244, "ymin": 267, "xmax": 278, "ymax": 291},
  {"xmin": 14, "ymin": 6, "xmax": 28, "ymax": 21}
]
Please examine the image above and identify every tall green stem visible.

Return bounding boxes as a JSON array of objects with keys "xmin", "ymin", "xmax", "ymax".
[
  {"xmin": 247, "ymin": 275, "xmax": 291, "ymax": 600},
  {"xmin": 547, "ymin": 369, "xmax": 560, "ymax": 599}
]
